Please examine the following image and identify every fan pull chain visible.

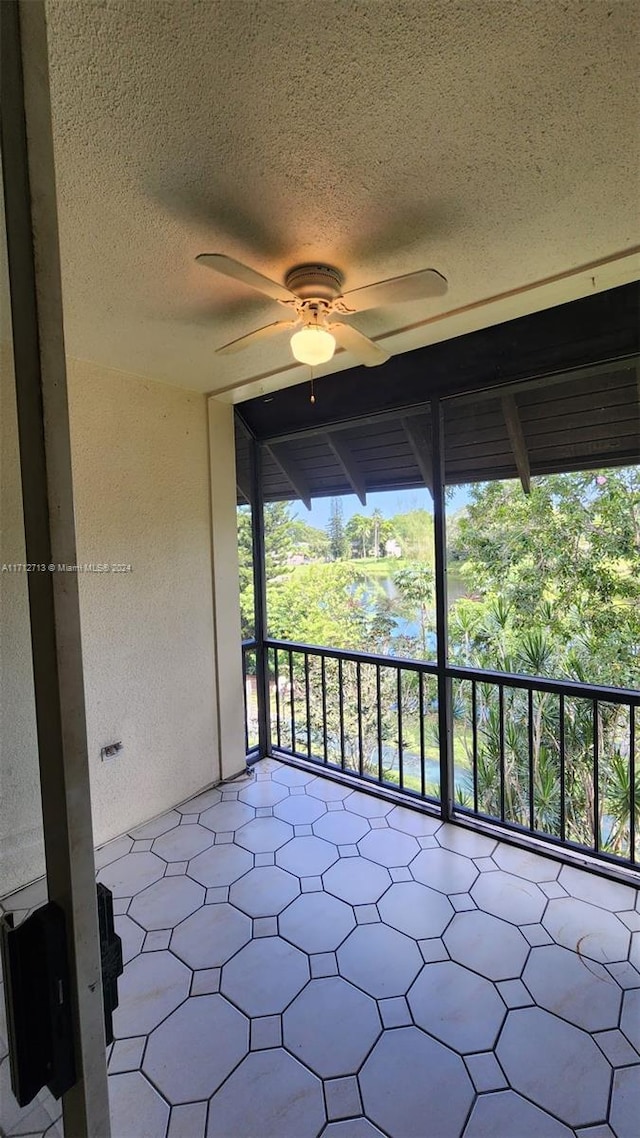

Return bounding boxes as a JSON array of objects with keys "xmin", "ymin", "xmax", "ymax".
[{"xmin": 310, "ymin": 368, "xmax": 315, "ymax": 404}]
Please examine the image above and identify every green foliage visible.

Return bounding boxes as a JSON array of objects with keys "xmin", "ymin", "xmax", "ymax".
[
  {"xmin": 455, "ymin": 470, "xmax": 640, "ymax": 688},
  {"xmin": 267, "ymin": 562, "xmax": 394, "ymax": 651},
  {"xmin": 289, "ymin": 518, "xmax": 330, "ymax": 560},
  {"xmin": 345, "ymin": 513, "xmax": 372, "ymax": 559},
  {"xmin": 344, "ymin": 510, "xmax": 394, "ymax": 559},
  {"xmin": 389, "ymin": 509, "xmax": 435, "ymax": 562},
  {"xmin": 240, "ymin": 472, "xmax": 639, "ymax": 860},
  {"xmin": 393, "ymin": 565, "xmax": 435, "ymax": 656},
  {"xmin": 237, "ymin": 500, "xmax": 313, "ymax": 639},
  {"xmin": 327, "ymin": 498, "xmax": 348, "ymax": 561}
]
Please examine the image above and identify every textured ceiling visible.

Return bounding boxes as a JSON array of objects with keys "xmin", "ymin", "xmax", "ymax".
[{"xmin": 43, "ymin": 0, "xmax": 640, "ymax": 399}]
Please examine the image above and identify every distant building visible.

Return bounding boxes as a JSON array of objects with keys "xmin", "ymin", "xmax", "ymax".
[{"xmin": 385, "ymin": 539, "xmax": 402, "ymax": 558}]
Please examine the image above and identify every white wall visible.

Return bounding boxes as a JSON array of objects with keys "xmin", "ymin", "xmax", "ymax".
[
  {"xmin": 1, "ymin": 352, "xmax": 234, "ymax": 895},
  {"xmin": 69, "ymin": 358, "xmax": 220, "ymax": 849}
]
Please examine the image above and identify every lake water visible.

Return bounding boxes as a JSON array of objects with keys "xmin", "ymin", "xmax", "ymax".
[{"xmin": 359, "ymin": 567, "xmax": 469, "ymax": 651}]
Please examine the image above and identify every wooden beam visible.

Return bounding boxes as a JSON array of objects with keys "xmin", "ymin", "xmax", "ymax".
[
  {"xmin": 467, "ymin": 354, "xmax": 639, "ymax": 404},
  {"xmin": 501, "ymin": 394, "xmax": 531, "ymax": 494},
  {"xmin": 401, "ymin": 416, "xmax": 434, "ymax": 494},
  {"xmin": 326, "ymin": 433, "xmax": 367, "ymax": 505},
  {"xmin": 236, "ymin": 467, "xmax": 252, "ymax": 505},
  {"xmin": 265, "ymin": 443, "xmax": 312, "ymax": 510}
]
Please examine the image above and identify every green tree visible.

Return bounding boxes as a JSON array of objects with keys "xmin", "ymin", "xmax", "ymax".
[
  {"xmin": 389, "ymin": 509, "xmax": 435, "ymax": 562},
  {"xmin": 237, "ymin": 500, "xmax": 303, "ymax": 639},
  {"xmin": 449, "ymin": 468, "xmax": 640, "ymax": 857},
  {"xmin": 394, "ymin": 565, "xmax": 435, "ymax": 657},
  {"xmin": 289, "ymin": 519, "xmax": 331, "ymax": 561},
  {"xmin": 327, "ymin": 498, "xmax": 348, "ymax": 561},
  {"xmin": 371, "ymin": 508, "xmax": 384, "ymax": 558},
  {"xmin": 455, "ymin": 469, "xmax": 640, "ymax": 688},
  {"xmin": 345, "ymin": 514, "xmax": 372, "ymax": 559}
]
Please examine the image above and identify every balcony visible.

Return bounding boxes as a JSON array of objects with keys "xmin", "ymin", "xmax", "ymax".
[{"xmin": 2, "ymin": 756, "xmax": 639, "ymax": 1138}]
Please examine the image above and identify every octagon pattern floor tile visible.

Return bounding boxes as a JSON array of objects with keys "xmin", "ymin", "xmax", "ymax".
[
  {"xmin": 128, "ymin": 875, "xmax": 204, "ymax": 930},
  {"xmin": 496, "ymin": 1006, "xmax": 612, "ymax": 1128},
  {"xmin": 282, "ymin": 976, "xmax": 381, "ymax": 1077},
  {"xmin": 279, "ymin": 890, "xmax": 356, "ymax": 953},
  {"xmin": 359, "ymin": 1026, "xmax": 474, "ymax": 1138},
  {"xmin": 221, "ymin": 936, "xmax": 309, "ymax": 1016},
  {"xmin": 471, "ymin": 868, "xmax": 546, "ymax": 924},
  {"xmin": 337, "ymin": 923, "xmax": 422, "ymax": 998},
  {"xmin": 542, "ymin": 896, "xmax": 631, "ymax": 963},
  {"xmin": 408, "ymin": 960, "xmax": 506, "ymax": 1052},
  {"xmin": 143, "ymin": 995, "xmax": 248, "ymax": 1102},
  {"xmin": 411, "ymin": 846, "xmax": 479, "ymax": 894},
  {"xmin": 378, "ymin": 880, "xmax": 453, "ymax": 940},
  {"xmin": 358, "ymin": 828, "xmax": 419, "ymax": 867},
  {"xmin": 108, "ymin": 1072, "xmax": 170, "ymax": 1138},
  {"xmin": 443, "ymin": 909, "xmax": 529, "ymax": 981},
  {"xmin": 462, "ymin": 1090, "xmax": 573, "ymax": 1138},
  {"xmin": 113, "ymin": 951, "xmax": 191, "ymax": 1038},
  {"xmin": 187, "ymin": 843, "xmax": 253, "ymax": 888},
  {"xmin": 170, "ymin": 901, "xmax": 251, "ymax": 969},
  {"xmin": 523, "ymin": 943, "xmax": 622, "ymax": 1031},
  {"xmin": 151, "ymin": 823, "xmax": 214, "ymax": 862},
  {"xmin": 3, "ymin": 757, "xmax": 638, "ymax": 1138},
  {"xmin": 206, "ymin": 1048, "xmax": 324, "ymax": 1138}
]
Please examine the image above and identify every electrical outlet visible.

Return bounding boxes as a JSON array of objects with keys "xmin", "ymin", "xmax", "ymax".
[{"xmin": 101, "ymin": 741, "xmax": 123, "ymax": 761}]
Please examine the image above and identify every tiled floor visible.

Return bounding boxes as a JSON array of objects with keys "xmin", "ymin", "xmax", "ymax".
[{"xmin": 2, "ymin": 756, "xmax": 640, "ymax": 1138}]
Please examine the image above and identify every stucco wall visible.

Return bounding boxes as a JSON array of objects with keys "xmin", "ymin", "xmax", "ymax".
[
  {"xmin": 69, "ymin": 358, "xmax": 219, "ymax": 848},
  {"xmin": 1, "ymin": 352, "xmax": 221, "ymax": 894}
]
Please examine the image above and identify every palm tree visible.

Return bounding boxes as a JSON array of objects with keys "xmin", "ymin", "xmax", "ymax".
[{"xmin": 371, "ymin": 508, "xmax": 384, "ymax": 558}]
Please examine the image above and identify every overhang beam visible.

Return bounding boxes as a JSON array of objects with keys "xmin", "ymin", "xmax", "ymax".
[
  {"xmin": 401, "ymin": 416, "xmax": 434, "ymax": 495},
  {"xmin": 265, "ymin": 443, "xmax": 312, "ymax": 510},
  {"xmin": 501, "ymin": 394, "xmax": 531, "ymax": 494},
  {"xmin": 326, "ymin": 433, "xmax": 367, "ymax": 506},
  {"xmin": 236, "ymin": 470, "xmax": 251, "ymax": 505}
]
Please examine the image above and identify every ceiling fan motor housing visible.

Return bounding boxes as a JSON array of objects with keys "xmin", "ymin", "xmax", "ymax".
[{"xmin": 285, "ymin": 264, "xmax": 344, "ymax": 301}]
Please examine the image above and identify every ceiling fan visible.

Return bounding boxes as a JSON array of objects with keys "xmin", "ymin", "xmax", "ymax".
[{"xmin": 196, "ymin": 254, "xmax": 448, "ymax": 368}]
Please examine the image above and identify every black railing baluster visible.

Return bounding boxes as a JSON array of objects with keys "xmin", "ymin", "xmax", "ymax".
[
  {"xmin": 321, "ymin": 655, "xmax": 328, "ymax": 765},
  {"xmin": 274, "ymin": 648, "xmax": 282, "ymax": 749},
  {"xmin": 499, "ymin": 684, "xmax": 505, "ymax": 822},
  {"xmin": 376, "ymin": 665, "xmax": 383, "ymax": 783},
  {"xmin": 397, "ymin": 668, "xmax": 404, "ymax": 790},
  {"xmin": 419, "ymin": 671, "xmax": 426, "ymax": 799},
  {"xmin": 593, "ymin": 699, "xmax": 599, "ymax": 852},
  {"xmin": 304, "ymin": 652, "xmax": 311, "ymax": 759},
  {"xmin": 630, "ymin": 705, "xmax": 636, "ymax": 864},
  {"xmin": 357, "ymin": 662, "xmax": 364, "ymax": 776},
  {"xmin": 528, "ymin": 688, "xmax": 535, "ymax": 831},
  {"xmin": 338, "ymin": 658, "xmax": 345, "ymax": 768},
  {"xmin": 288, "ymin": 649, "xmax": 295, "ymax": 752},
  {"xmin": 471, "ymin": 681, "xmax": 478, "ymax": 815},
  {"xmin": 260, "ymin": 638, "xmax": 638, "ymax": 872},
  {"xmin": 559, "ymin": 693, "xmax": 566, "ymax": 843}
]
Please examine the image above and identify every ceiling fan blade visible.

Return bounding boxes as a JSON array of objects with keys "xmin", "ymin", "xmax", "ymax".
[
  {"xmin": 216, "ymin": 321, "xmax": 293, "ymax": 355},
  {"xmin": 333, "ymin": 322, "xmax": 391, "ymax": 367},
  {"xmin": 342, "ymin": 267, "xmax": 448, "ymax": 311},
  {"xmin": 196, "ymin": 254, "xmax": 295, "ymax": 303}
]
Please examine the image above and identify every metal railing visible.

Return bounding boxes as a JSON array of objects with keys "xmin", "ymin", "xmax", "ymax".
[
  {"xmin": 241, "ymin": 639, "xmax": 260, "ymax": 756},
  {"xmin": 447, "ymin": 663, "xmax": 639, "ymax": 869},
  {"xmin": 240, "ymin": 637, "xmax": 640, "ymax": 871}
]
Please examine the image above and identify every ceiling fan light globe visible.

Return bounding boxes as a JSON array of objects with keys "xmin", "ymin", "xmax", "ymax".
[{"xmin": 290, "ymin": 326, "xmax": 336, "ymax": 366}]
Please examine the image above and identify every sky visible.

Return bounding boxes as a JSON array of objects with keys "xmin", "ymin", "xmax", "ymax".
[{"xmin": 301, "ymin": 485, "xmax": 471, "ymax": 530}]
